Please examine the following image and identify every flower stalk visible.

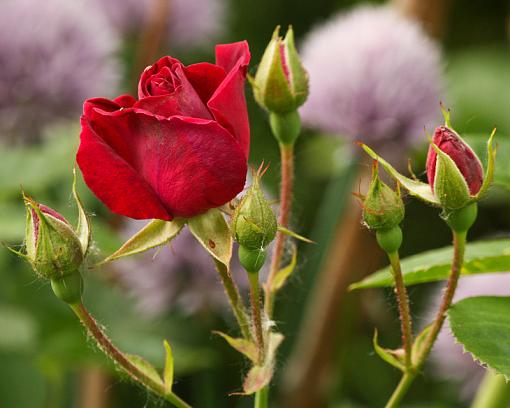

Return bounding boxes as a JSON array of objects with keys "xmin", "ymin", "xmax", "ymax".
[
  {"xmin": 265, "ymin": 143, "xmax": 294, "ymax": 317},
  {"xmin": 385, "ymin": 207, "xmax": 472, "ymax": 407},
  {"xmin": 214, "ymin": 259, "xmax": 252, "ymax": 340},
  {"xmin": 387, "ymin": 251, "xmax": 413, "ymax": 370},
  {"xmin": 70, "ymin": 302, "xmax": 192, "ymax": 408}
]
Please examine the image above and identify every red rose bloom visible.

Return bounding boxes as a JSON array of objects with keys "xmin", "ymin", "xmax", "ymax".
[
  {"xmin": 426, "ymin": 126, "xmax": 483, "ymax": 196},
  {"xmin": 77, "ymin": 42, "xmax": 250, "ymax": 220}
]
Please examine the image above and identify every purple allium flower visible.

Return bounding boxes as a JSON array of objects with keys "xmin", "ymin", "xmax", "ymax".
[
  {"xmin": 94, "ymin": 0, "xmax": 227, "ymax": 50},
  {"xmin": 428, "ymin": 273, "xmax": 510, "ymax": 399},
  {"xmin": 300, "ymin": 5, "xmax": 443, "ymax": 154},
  {"xmin": 0, "ymin": 0, "xmax": 120, "ymax": 144}
]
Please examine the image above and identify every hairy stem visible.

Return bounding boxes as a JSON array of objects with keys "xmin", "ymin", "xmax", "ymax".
[
  {"xmin": 265, "ymin": 144, "xmax": 294, "ymax": 317},
  {"xmin": 388, "ymin": 251, "xmax": 413, "ymax": 369},
  {"xmin": 248, "ymin": 273, "xmax": 265, "ymax": 364},
  {"xmin": 214, "ymin": 259, "xmax": 252, "ymax": 340},
  {"xmin": 385, "ymin": 229, "xmax": 467, "ymax": 407},
  {"xmin": 70, "ymin": 302, "xmax": 191, "ymax": 408}
]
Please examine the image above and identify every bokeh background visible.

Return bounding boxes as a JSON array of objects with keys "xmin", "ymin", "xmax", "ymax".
[{"xmin": 2, "ymin": 0, "xmax": 510, "ymax": 407}]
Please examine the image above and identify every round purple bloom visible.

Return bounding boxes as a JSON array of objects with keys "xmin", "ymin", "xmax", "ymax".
[
  {"xmin": 300, "ymin": 5, "xmax": 443, "ymax": 153},
  {"xmin": 93, "ymin": 0, "xmax": 227, "ymax": 50},
  {"xmin": 0, "ymin": 0, "xmax": 120, "ymax": 144},
  {"xmin": 428, "ymin": 273, "xmax": 510, "ymax": 399}
]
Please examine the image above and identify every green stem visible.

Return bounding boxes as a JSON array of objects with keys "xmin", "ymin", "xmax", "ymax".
[
  {"xmin": 265, "ymin": 143, "xmax": 294, "ymax": 317},
  {"xmin": 255, "ymin": 385, "xmax": 269, "ymax": 408},
  {"xmin": 214, "ymin": 259, "xmax": 252, "ymax": 340},
  {"xmin": 385, "ymin": 229, "xmax": 467, "ymax": 407},
  {"xmin": 70, "ymin": 302, "xmax": 191, "ymax": 408},
  {"xmin": 387, "ymin": 251, "xmax": 413, "ymax": 370},
  {"xmin": 471, "ymin": 371, "xmax": 510, "ymax": 408},
  {"xmin": 248, "ymin": 272, "xmax": 265, "ymax": 364},
  {"xmin": 385, "ymin": 372, "xmax": 416, "ymax": 408}
]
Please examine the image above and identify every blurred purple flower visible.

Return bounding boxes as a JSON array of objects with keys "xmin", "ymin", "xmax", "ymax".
[
  {"xmin": 428, "ymin": 272, "xmax": 510, "ymax": 399},
  {"xmin": 300, "ymin": 5, "xmax": 443, "ymax": 154},
  {"xmin": 94, "ymin": 0, "xmax": 227, "ymax": 50},
  {"xmin": 0, "ymin": 0, "xmax": 120, "ymax": 144},
  {"xmin": 116, "ymin": 224, "xmax": 247, "ymax": 317}
]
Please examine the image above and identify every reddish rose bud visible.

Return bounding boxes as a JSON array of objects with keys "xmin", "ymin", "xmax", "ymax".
[
  {"xmin": 426, "ymin": 126, "xmax": 483, "ymax": 196},
  {"xmin": 77, "ymin": 42, "xmax": 251, "ymax": 221}
]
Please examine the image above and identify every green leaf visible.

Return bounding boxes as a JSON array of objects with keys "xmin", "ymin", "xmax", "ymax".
[
  {"xmin": 372, "ymin": 329, "xmax": 405, "ymax": 372},
  {"xmin": 360, "ymin": 143, "xmax": 439, "ymax": 206},
  {"xmin": 188, "ymin": 208, "xmax": 232, "ymax": 267},
  {"xmin": 125, "ymin": 354, "xmax": 163, "ymax": 386},
  {"xmin": 270, "ymin": 243, "xmax": 297, "ymax": 292},
  {"xmin": 214, "ymin": 331, "xmax": 258, "ymax": 363},
  {"xmin": 163, "ymin": 340, "xmax": 174, "ymax": 393},
  {"xmin": 101, "ymin": 219, "xmax": 185, "ymax": 263},
  {"xmin": 72, "ymin": 169, "xmax": 91, "ymax": 256},
  {"xmin": 350, "ymin": 238, "xmax": 510, "ymax": 289},
  {"xmin": 448, "ymin": 296, "xmax": 510, "ymax": 380}
]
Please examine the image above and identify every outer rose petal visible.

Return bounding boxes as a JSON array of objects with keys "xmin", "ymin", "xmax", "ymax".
[
  {"xmin": 184, "ymin": 62, "xmax": 226, "ymax": 105},
  {"xmin": 215, "ymin": 41, "xmax": 251, "ymax": 72},
  {"xmin": 208, "ymin": 41, "xmax": 251, "ymax": 158},
  {"xmin": 77, "ymin": 117, "xmax": 172, "ymax": 221},
  {"xmin": 81, "ymin": 107, "xmax": 247, "ymax": 218}
]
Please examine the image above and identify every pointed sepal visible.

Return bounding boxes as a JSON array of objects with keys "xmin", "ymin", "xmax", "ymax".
[
  {"xmin": 474, "ymin": 128, "xmax": 497, "ymax": 200},
  {"xmin": 72, "ymin": 168, "xmax": 91, "ymax": 256},
  {"xmin": 188, "ymin": 208, "xmax": 232, "ymax": 268},
  {"xmin": 373, "ymin": 329, "xmax": 405, "ymax": 372},
  {"xmin": 101, "ymin": 218, "xmax": 185, "ymax": 264},
  {"xmin": 163, "ymin": 340, "xmax": 174, "ymax": 393},
  {"xmin": 431, "ymin": 143, "xmax": 471, "ymax": 210},
  {"xmin": 360, "ymin": 143, "xmax": 440, "ymax": 206}
]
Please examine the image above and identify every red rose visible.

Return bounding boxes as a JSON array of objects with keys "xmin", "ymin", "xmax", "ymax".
[
  {"xmin": 77, "ymin": 42, "xmax": 250, "ymax": 220},
  {"xmin": 426, "ymin": 126, "xmax": 483, "ymax": 196}
]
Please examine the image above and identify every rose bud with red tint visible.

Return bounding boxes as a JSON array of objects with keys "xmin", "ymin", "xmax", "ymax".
[
  {"xmin": 77, "ymin": 42, "xmax": 251, "ymax": 221},
  {"xmin": 426, "ymin": 126, "xmax": 484, "ymax": 211},
  {"xmin": 23, "ymin": 196, "xmax": 85, "ymax": 303}
]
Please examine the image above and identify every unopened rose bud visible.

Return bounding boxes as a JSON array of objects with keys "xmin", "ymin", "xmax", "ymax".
[
  {"xmin": 24, "ymin": 197, "xmax": 84, "ymax": 303},
  {"xmin": 253, "ymin": 26, "xmax": 309, "ymax": 115},
  {"xmin": 232, "ymin": 175, "xmax": 277, "ymax": 251},
  {"xmin": 362, "ymin": 162, "xmax": 405, "ymax": 232},
  {"xmin": 426, "ymin": 126, "xmax": 484, "ymax": 210}
]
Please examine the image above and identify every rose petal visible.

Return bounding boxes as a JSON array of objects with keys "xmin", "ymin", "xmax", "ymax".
[
  {"xmin": 208, "ymin": 42, "xmax": 251, "ymax": 158},
  {"xmin": 138, "ymin": 56, "xmax": 181, "ymax": 98},
  {"xmin": 215, "ymin": 41, "xmax": 251, "ymax": 72},
  {"xmin": 184, "ymin": 62, "xmax": 226, "ymax": 104},
  {"xmin": 81, "ymin": 108, "xmax": 247, "ymax": 218},
  {"xmin": 134, "ymin": 65, "xmax": 212, "ymax": 119},
  {"xmin": 77, "ymin": 116, "xmax": 172, "ymax": 221}
]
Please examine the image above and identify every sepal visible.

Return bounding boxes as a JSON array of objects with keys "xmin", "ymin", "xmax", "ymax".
[
  {"xmin": 360, "ymin": 143, "xmax": 440, "ymax": 206},
  {"xmin": 101, "ymin": 218, "xmax": 185, "ymax": 264},
  {"xmin": 373, "ymin": 329, "xmax": 405, "ymax": 372}
]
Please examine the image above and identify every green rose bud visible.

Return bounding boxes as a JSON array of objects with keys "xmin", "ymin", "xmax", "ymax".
[
  {"xmin": 232, "ymin": 168, "xmax": 277, "ymax": 251},
  {"xmin": 361, "ymin": 162, "xmax": 405, "ymax": 232},
  {"xmin": 25, "ymin": 198, "xmax": 84, "ymax": 280},
  {"xmin": 253, "ymin": 26, "xmax": 309, "ymax": 114}
]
